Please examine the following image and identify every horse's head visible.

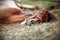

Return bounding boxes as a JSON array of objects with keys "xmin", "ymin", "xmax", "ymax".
[
  {"xmin": 22, "ymin": 9, "xmax": 54, "ymax": 24},
  {"xmin": 20, "ymin": 8, "xmax": 49, "ymax": 25},
  {"xmin": 21, "ymin": 8, "xmax": 56, "ymax": 25}
]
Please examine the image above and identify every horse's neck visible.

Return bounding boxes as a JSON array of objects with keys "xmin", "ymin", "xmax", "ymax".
[{"xmin": 0, "ymin": 0, "xmax": 19, "ymax": 9}]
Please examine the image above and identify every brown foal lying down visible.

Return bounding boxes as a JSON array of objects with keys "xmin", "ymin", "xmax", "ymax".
[{"xmin": 0, "ymin": 8, "xmax": 56, "ymax": 24}]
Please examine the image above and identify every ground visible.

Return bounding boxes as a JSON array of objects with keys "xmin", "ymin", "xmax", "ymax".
[{"xmin": 0, "ymin": 1, "xmax": 60, "ymax": 40}]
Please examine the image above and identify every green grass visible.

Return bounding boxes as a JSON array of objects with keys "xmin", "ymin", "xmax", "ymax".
[{"xmin": 23, "ymin": 0, "xmax": 58, "ymax": 8}]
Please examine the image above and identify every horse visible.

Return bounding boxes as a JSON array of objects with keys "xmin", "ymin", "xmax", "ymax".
[
  {"xmin": 0, "ymin": 8, "xmax": 56, "ymax": 24},
  {"xmin": 0, "ymin": 0, "xmax": 56, "ymax": 24}
]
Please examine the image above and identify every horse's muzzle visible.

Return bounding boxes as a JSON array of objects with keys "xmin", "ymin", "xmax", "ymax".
[{"xmin": 21, "ymin": 19, "xmax": 36, "ymax": 26}]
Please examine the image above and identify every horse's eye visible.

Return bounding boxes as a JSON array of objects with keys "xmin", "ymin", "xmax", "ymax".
[
  {"xmin": 39, "ymin": 11, "xmax": 40, "ymax": 13},
  {"xmin": 30, "ymin": 20, "xmax": 36, "ymax": 24}
]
